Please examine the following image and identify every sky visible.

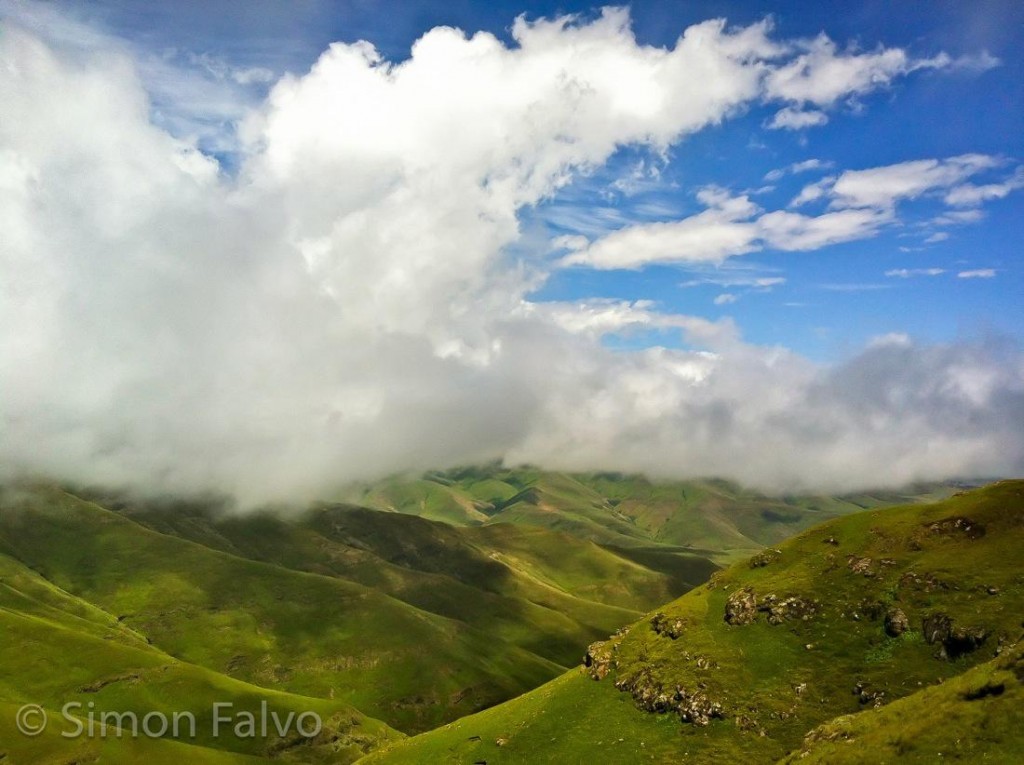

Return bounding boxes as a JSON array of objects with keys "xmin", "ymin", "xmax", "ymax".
[{"xmin": 1, "ymin": 0, "xmax": 1023, "ymax": 502}]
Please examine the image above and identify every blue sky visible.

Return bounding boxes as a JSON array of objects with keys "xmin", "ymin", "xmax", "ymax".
[
  {"xmin": 31, "ymin": 0, "xmax": 1019, "ymax": 360},
  {"xmin": 2, "ymin": 0, "xmax": 1023, "ymax": 495}
]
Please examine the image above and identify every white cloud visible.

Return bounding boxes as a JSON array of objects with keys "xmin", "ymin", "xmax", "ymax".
[
  {"xmin": 809, "ymin": 154, "xmax": 1001, "ymax": 209},
  {"xmin": 563, "ymin": 188, "xmax": 891, "ymax": 269},
  {"xmin": 945, "ymin": 166, "xmax": 1024, "ymax": 207},
  {"xmin": 0, "ymin": 0, "xmax": 272, "ymax": 155},
  {"xmin": 764, "ymin": 157, "xmax": 832, "ymax": 179},
  {"xmin": 789, "ymin": 175, "xmax": 836, "ymax": 206},
  {"xmin": 818, "ymin": 283, "xmax": 891, "ymax": 292},
  {"xmin": 924, "ymin": 231, "xmax": 949, "ymax": 244},
  {"xmin": 560, "ymin": 192, "xmax": 761, "ymax": 269},
  {"xmin": 767, "ymin": 106, "xmax": 829, "ymax": 130},
  {"xmin": 885, "ymin": 268, "xmax": 945, "ymax": 278},
  {"xmin": 958, "ymin": 269, "xmax": 997, "ymax": 279},
  {"xmin": 761, "ymin": 34, "xmax": 992, "ymax": 131},
  {"xmin": 525, "ymin": 299, "xmax": 739, "ymax": 348},
  {"xmin": 714, "ymin": 293, "xmax": 738, "ymax": 305},
  {"xmin": 1, "ymin": 9, "xmax": 1021, "ymax": 502},
  {"xmin": 682, "ymin": 274, "xmax": 786, "ymax": 289},
  {"xmin": 932, "ymin": 209, "xmax": 985, "ymax": 226},
  {"xmin": 869, "ymin": 332, "xmax": 912, "ymax": 348},
  {"xmin": 764, "ymin": 34, "xmax": 913, "ymax": 105},
  {"xmin": 758, "ymin": 207, "xmax": 893, "ymax": 250}
]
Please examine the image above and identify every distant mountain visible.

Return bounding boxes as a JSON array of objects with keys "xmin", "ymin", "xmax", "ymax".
[
  {"xmin": 344, "ymin": 465, "xmax": 960, "ymax": 560},
  {"xmin": 363, "ymin": 480, "xmax": 1024, "ymax": 763}
]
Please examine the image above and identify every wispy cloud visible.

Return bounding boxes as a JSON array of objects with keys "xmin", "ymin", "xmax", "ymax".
[
  {"xmin": 767, "ymin": 107, "xmax": 828, "ymax": 130},
  {"xmin": 818, "ymin": 283, "xmax": 892, "ymax": 292},
  {"xmin": 958, "ymin": 269, "xmax": 997, "ymax": 279},
  {"xmin": 763, "ymin": 158, "xmax": 832, "ymax": 181},
  {"xmin": 762, "ymin": 33, "xmax": 997, "ymax": 129},
  {"xmin": 885, "ymin": 268, "xmax": 945, "ymax": 278}
]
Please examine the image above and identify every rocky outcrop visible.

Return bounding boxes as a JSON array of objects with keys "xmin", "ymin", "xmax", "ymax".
[
  {"xmin": 922, "ymin": 612, "xmax": 988, "ymax": 659},
  {"xmin": 846, "ymin": 555, "xmax": 876, "ymax": 577},
  {"xmin": 884, "ymin": 607, "xmax": 909, "ymax": 637},
  {"xmin": 944, "ymin": 625, "xmax": 988, "ymax": 659},
  {"xmin": 922, "ymin": 612, "xmax": 953, "ymax": 644},
  {"xmin": 927, "ymin": 515, "xmax": 985, "ymax": 539},
  {"xmin": 613, "ymin": 672, "xmax": 725, "ymax": 727},
  {"xmin": 852, "ymin": 680, "xmax": 886, "ymax": 707},
  {"xmin": 725, "ymin": 587, "xmax": 817, "ymax": 626},
  {"xmin": 899, "ymin": 570, "xmax": 950, "ymax": 592},
  {"xmin": 761, "ymin": 594, "xmax": 817, "ymax": 624},
  {"xmin": 583, "ymin": 640, "xmax": 615, "ymax": 680},
  {"xmin": 749, "ymin": 549, "xmax": 781, "ymax": 568},
  {"xmin": 724, "ymin": 587, "xmax": 758, "ymax": 625},
  {"xmin": 650, "ymin": 612, "xmax": 685, "ymax": 639}
]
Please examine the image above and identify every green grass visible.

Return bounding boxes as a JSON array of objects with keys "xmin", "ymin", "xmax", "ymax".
[
  {"xmin": 0, "ymin": 553, "xmax": 400, "ymax": 764},
  {"xmin": 347, "ymin": 468, "xmax": 957, "ymax": 561},
  {"xmin": 781, "ymin": 641, "xmax": 1024, "ymax": 763},
  {"xmin": 0, "ymin": 486, "xmax": 563, "ymax": 733},
  {"xmin": 0, "ymin": 470, "xmax": 986, "ymax": 764},
  {"xmin": 1, "ymin": 480, "xmax": 715, "ymax": 737},
  {"xmin": 364, "ymin": 480, "xmax": 1024, "ymax": 763}
]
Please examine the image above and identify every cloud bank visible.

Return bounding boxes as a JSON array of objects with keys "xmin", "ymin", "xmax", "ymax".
[{"xmin": 2, "ymin": 9, "xmax": 1022, "ymax": 502}]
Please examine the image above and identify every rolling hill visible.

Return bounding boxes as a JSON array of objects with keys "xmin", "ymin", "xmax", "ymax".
[
  {"xmin": 360, "ymin": 480, "xmax": 1024, "ymax": 763},
  {"xmin": 0, "ymin": 550, "xmax": 400, "ymax": 765},
  {"xmin": 0, "ymin": 479, "xmax": 711, "ymax": 740},
  {"xmin": 344, "ymin": 465, "xmax": 958, "ymax": 561},
  {"xmin": 0, "ymin": 471, "xmax": 998, "ymax": 763}
]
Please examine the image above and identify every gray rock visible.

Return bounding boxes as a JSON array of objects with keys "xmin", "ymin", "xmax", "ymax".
[{"xmin": 884, "ymin": 607, "xmax": 909, "ymax": 637}]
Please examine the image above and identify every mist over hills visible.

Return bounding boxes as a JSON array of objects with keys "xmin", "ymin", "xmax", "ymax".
[{"xmin": 2, "ymin": 1, "xmax": 1023, "ymax": 762}]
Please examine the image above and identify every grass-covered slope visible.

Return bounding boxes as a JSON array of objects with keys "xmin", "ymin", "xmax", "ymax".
[
  {"xmin": 780, "ymin": 641, "xmax": 1024, "ymax": 763},
  {"xmin": 361, "ymin": 480, "xmax": 1024, "ymax": 763},
  {"xmin": 0, "ymin": 486, "xmax": 562, "ymax": 733},
  {"xmin": 0, "ymin": 554, "xmax": 400, "ymax": 765},
  {"xmin": 89, "ymin": 490, "xmax": 709, "ymax": 663},
  {"xmin": 347, "ymin": 465, "xmax": 957, "ymax": 560},
  {"xmin": 1, "ymin": 483, "xmax": 713, "ymax": 736}
]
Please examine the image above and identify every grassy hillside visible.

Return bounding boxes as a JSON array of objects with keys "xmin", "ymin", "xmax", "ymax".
[
  {"xmin": 0, "ymin": 486, "xmax": 563, "ymax": 733},
  {"xmin": 346, "ymin": 466, "xmax": 958, "ymax": 561},
  {"xmin": 83, "ymin": 490, "xmax": 709, "ymax": 666},
  {"xmin": 1, "ymin": 482, "xmax": 711, "ymax": 736},
  {"xmin": 780, "ymin": 640, "xmax": 1024, "ymax": 763},
  {"xmin": 0, "ymin": 554, "xmax": 399, "ymax": 765},
  {"xmin": 361, "ymin": 480, "xmax": 1024, "ymax": 763}
]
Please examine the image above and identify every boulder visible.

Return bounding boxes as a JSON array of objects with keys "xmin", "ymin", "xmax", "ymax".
[
  {"xmin": 650, "ymin": 612, "xmax": 685, "ymax": 639},
  {"xmin": 945, "ymin": 625, "xmax": 988, "ymax": 659},
  {"xmin": 884, "ymin": 607, "xmax": 909, "ymax": 637},
  {"xmin": 846, "ymin": 555, "xmax": 876, "ymax": 577},
  {"xmin": 724, "ymin": 587, "xmax": 758, "ymax": 625},
  {"xmin": 583, "ymin": 640, "xmax": 615, "ymax": 680},
  {"xmin": 922, "ymin": 612, "xmax": 952, "ymax": 645}
]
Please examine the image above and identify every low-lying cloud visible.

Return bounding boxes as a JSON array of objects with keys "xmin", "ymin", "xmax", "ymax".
[{"xmin": 1, "ymin": 8, "xmax": 1022, "ymax": 503}]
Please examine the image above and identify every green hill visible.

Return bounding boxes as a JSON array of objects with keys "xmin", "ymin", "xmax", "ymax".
[
  {"xmin": 345, "ymin": 466, "xmax": 958, "ymax": 561},
  {"xmin": 0, "ymin": 471, "xmax": 995, "ymax": 763},
  {"xmin": 781, "ymin": 639, "xmax": 1023, "ymax": 763},
  {"xmin": 360, "ymin": 480, "xmax": 1024, "ymax": 763},
  {"xmin": 0, "ymin": 552, "xmax": 399, "ymax": 765},
  {"xmin": 0, "ymin": 485, "xmax": 563, "ymax": 733},
  {"xmin": 0, "ymin": 481, "xmax": 711, "ymax": 738}
]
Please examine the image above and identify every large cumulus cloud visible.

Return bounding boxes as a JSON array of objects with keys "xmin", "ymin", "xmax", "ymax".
[{"xmin": 1, "ymin": 9, "xmax": 1021, "ymax": 503}]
